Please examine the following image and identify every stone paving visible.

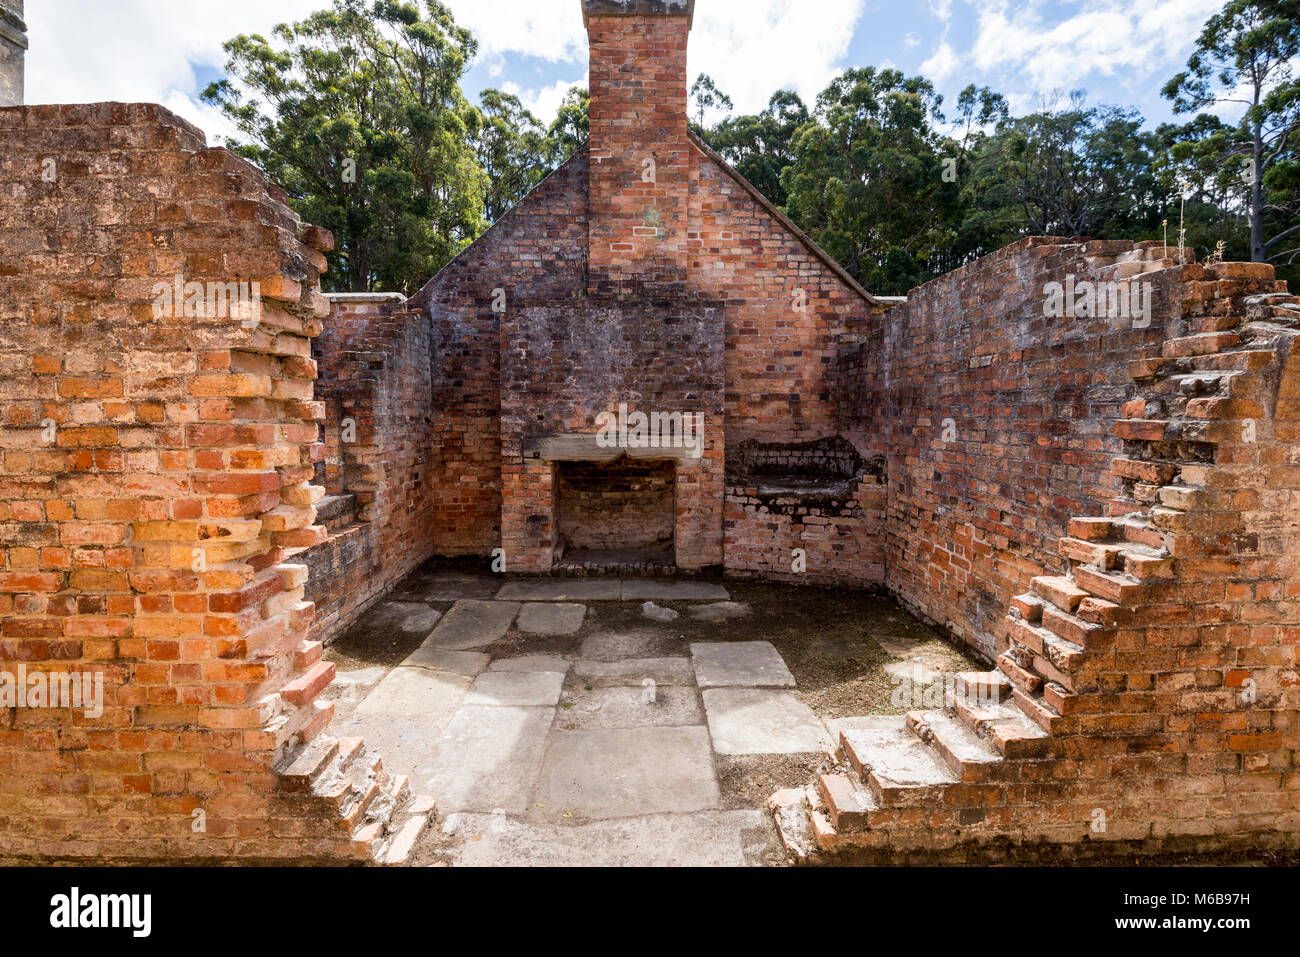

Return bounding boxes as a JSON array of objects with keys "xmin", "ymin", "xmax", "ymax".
[{"xmin": 322, "ymin": 567, "xmax": 981, "ymax": 866}]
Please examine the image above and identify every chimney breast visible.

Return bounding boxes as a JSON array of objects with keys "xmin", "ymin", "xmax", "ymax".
[
  {"xmin": 0, "ymin": 0, "xmax": 26, "ymax": 107},
  {"xmin": 583, "ymin": 0, "xmax": 695, "ymax": 295}
]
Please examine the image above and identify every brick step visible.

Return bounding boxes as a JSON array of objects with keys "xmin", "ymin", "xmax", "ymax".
[
  {"xmin": 1189, "ymin": 314, "xmax": 1246, "ymax": 334},
  {"xmin": 1111, "ymin": 457, "xmax": 1179, "ymax": 486},
  {"xmin": 945, "ymin": 690, "xmax": 1050, "ymax": 758},
  {"xmin": 1163, "ymin": 331, "xmax": 1241, "ymax": 358},
  {"xmin": 1011, "ymin": 592, "xmax": 1045, "ymax": 622},
  {"xmin": 378, "ymin": 794, "xmax": 437, "ymax": 866},
  {"xmin": 840, "ymin": 720, "xmax": 959, "ymax": 808},
  {"xmin": 953, "ymin": 671, "xmax": 1010, "ymax": 702},
  {"xmin": 1040, "ymin": 604, "xmax": 1108, "ymax": 653},
  {"xmin": 1186, "ymin": 348, "xmax": 1278, "ymax": 373},
  {"xmin": 1012, "ymin": 688, "xmax": 1069, "ymax": 735},
  {"xmin": 275, "ymin": 735, "xmax": 339, "ymax": 793},
  {"xmin": 1072, "ymin": 564, "xmax": 1149, "ymax": 605},
  {"xmin": 1169, "ymin": 371, "xmax": 1246, "ymax": 397},
  {"xmin": 997, "ymin": 653, "xmax": 1043, "ymax": 695},
  {"xmin": 294, "ymin": 639, "xmax": 323, "ymax": 670},
  {"xmin": 818, "ymin": 772, "xmax": 877, "ymax": 831},
  {"xmin": 280, "ymin": 660, "xmax": 336, "ymax": 707},
  {"xmin": 767, "ymin": 788, "xmax": 821, "ymax": 861},
  {"xmin": 1031, "ymin": 575, "xmax": 1089, "ymax": 613},
  {"xmin": 1058, "ymin": 537, "xmax": 1126, "ymax": 570},
  {"xmin": 906, "ymin": 709, "xmax": 1004, "ymax": 782},
  {"xmin": 1111, "ymin": 517, "xmax": 1168, "ymax": 551}
]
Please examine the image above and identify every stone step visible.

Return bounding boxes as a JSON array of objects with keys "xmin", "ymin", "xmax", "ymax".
[
  {"xmin": 818, "ymin": 772, "xmax": 877, "ymax": 831},
  {"xmin": 840, "ymin": 721, "xmax": 958, "ymax": 807},
  {"xmin": 1031, "ymin": 575, "xmax": 1089, "ymax": 613},
  {"xmin": 945, "ymin": 691, "xmax": 1050, "ymax": 758},
  {"xmin": 907, "ymin": 709, "xmax": 1004, "ymax": 783}
]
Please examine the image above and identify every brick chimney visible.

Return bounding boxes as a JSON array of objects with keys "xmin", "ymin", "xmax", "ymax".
[
  {"xmin": 0, "ymin": 0, "xmax": 25, "ymax": 107},
  {"xmin": 582, "ymin": 0, "xmax": 694, "ymax": 296}
]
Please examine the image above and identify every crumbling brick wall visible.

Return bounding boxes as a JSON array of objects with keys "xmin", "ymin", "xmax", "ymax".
[
  {"xmin": 299, "ymin": 296, "xmax": 438, "ymax": 643},
  {"xmin": 842, "ymin": 238, "xmax": 1186, "ymax": 657},
  {"xmin": 0, "ymin": 104, "xmax": 408, "ymax": 862}
]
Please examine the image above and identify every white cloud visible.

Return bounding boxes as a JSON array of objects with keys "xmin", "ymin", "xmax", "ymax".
[
  {"xmin": 904, "ymin": 32, "xmax": 921, "ymax": 50},
  {"xmin": 501, "ymin": 77, "xmax": 584, "ymax": 125},
  {"xmin": 969, "ymin": 0, "xmax": 1221, "ymax": 92},
  {"xmin": 442, "ymin": 0, "xmax": 586, "ymax": 64},
  {"xmin": 688, "ymin": 0, "xmax": 867, "ymax": 113},
  {"xmin": 921, "ymin": 40, "xmax": 959, "ymax": 84}
]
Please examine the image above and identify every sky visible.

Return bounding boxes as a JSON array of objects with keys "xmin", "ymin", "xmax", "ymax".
[{"xmin": 25, "ymin": 0, "xmax": 1234, "ymax": 146}]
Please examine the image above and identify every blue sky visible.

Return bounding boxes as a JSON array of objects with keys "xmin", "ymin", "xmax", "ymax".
[{"xmin": 26, "ymin": 0, "xmax": 1236, "ymax": 145}]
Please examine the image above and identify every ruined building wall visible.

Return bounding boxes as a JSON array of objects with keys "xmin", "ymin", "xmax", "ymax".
[
  {"xmin": 0, "ymin": 104, "xmax": 409, "ymax": 862},
  {"xmin": 409, "ymin": 150, "xmax": 590, "ymax": 558},
  {"xmin": 840, "ymin": 238, "xmax": 1187, "ymax": 658},
  {"xmin": 300, "ymin": 297, "xmax": 437, "ymax": 643}
]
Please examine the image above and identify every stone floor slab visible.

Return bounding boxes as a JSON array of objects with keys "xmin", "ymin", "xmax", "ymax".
[
  {"xmin": 687, "ymin": 601, "xmax": 751, "ymax": 621},
  {"xmin": 334, "ymin": 668, "xmax": 474, "ymax": 788},
  {"xmin": 621, "ymin": 580, "xmax": 730, "ymax": 601},
  {"xmin": 579, "ymin": 628, "xmax": 687, "ymax": 661},
  {"xmin": 488, "ymin": 654, "xmax": 571, "ymax": 674},
  {"xmin": 357, "ymin": 601, "xmax": 443, "ymax": 637},
  {"xmin": 555, "ymin": 685, "xmax": 703, "ymax": 731},
  {"xmin": 702, "ymin": 688, "xmax": 833, "ymax": 755},
  {"xmin": 691, "ymin": 641, "xmax": 796, "ymax": 688},
  {"xmin": 400, "ymin": 646, "xmax": 490, "ymax": 677},
  {"xmin": 426, "ymin": 705, "xmax": 555, "ymax": 813},
  {"xmin": 536, "ymin": 726, "xmax": 719, "ymax": 819},
  {"xmin": 464, "ymin": 670, "xmax": 565, "ymax": 707},
  {"xmin": 442, "ymin": 810, "xmax": 766, "ymax": 867},
  {"xmin": 425, "ymin": 599, "xmax": 520, "ymax": 650},
  {"xmin": 495, "ymin": 580, "xmax": 623, "ymax": 602},
  {"xmin": 570, "ymin": 657, "xmax": 695, "ymax": 687},
  {"xmin": 516, "ymin": 602, "xmax": 586, "ymax": 635}
]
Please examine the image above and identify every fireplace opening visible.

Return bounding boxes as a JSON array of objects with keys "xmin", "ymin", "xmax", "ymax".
[{"xmin": 555, "ymin": 458, "xmax": 676, "ymax": 573}]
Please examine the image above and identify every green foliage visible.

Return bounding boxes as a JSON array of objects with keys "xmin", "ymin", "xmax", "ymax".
[
  {"xmin": 705, "ymin": 90, "xmax": 809, "ymax": 206},
  {"xmin": 780, "ymin": 67, "xmax": 962, "ymax": 295},
  {"xmin": 202, "ymin": 0, "xmax": 488, "ymax": 293},
  {"xmin": 1162, "ymin": 0, "xmax": 1300, "ymax": 265}
]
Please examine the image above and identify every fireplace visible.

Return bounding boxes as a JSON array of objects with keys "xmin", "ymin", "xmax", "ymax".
[{"xmin": 555, "ymin": 459, "xmax": 676, "ymax": 568}]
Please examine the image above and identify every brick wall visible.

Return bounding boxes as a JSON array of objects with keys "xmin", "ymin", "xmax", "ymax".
[
  {"xmin": 586, "ymin": 7, "xmax": 691, "ymax": 294},
  {"xmin": 841, "ymin": 238, "xmax": 1186, "ymax": 658},
  {"xmin": 300, "ymin": 296, "xmax": 438, "ymax": 643},
  {"xmin": 0, "ymin": 104, "xmax": 408, "ymax": 862}
]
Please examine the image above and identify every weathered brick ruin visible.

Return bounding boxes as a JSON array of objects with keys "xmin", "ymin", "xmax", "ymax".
[{"xmin": 0, "ymin": 0, "xmax": 1296, "ymax": 863}]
